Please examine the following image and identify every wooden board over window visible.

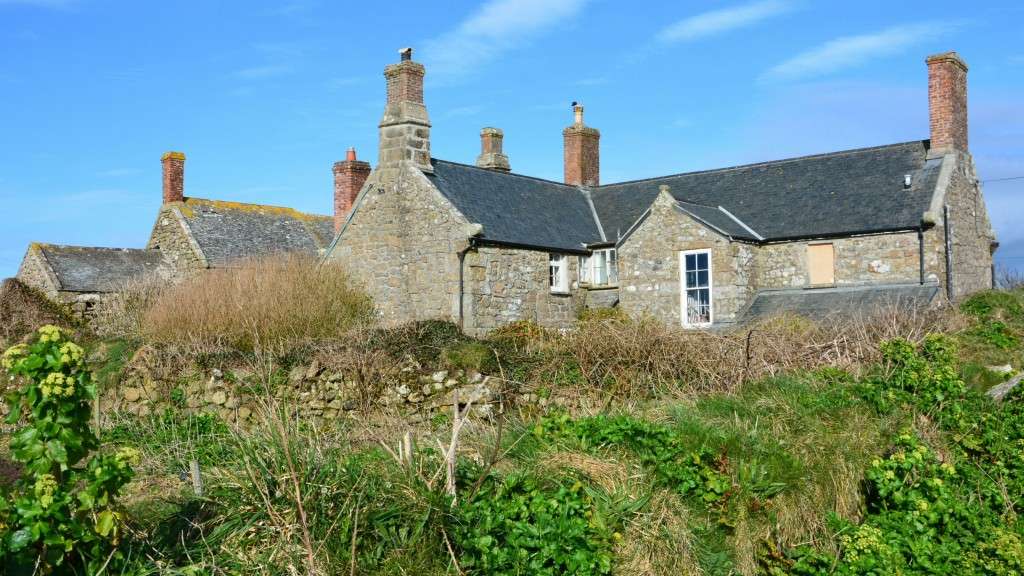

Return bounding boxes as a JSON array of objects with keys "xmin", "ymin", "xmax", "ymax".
[{"xmin": 807, "ymin": 243, "xmax": 835, "ymax": 286}]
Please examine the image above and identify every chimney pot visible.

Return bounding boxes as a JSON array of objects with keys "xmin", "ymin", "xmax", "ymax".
[
  {"xmin": 927, "ymin": 51, "xmax": 968, "ymax": 154},
  {"xmin": 333, "ymin": 148, "xmax": 372, "ymax": 233},
  {"xmin": 476, "ymin": 127, "xmax": 510, "ymax": 172},
  {"xmin": 563, "ymin": 103, "xmax": 600, "ymax": 187},
  {"xmin": 400, "ymin": 47, "xmax": 412, "ymax": 61},
  {"xmin": 161, "ymin": 151, "xmax": 185, "ymax": 204}
]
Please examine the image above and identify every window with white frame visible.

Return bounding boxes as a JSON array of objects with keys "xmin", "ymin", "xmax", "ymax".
[
  {"xmin": 578, "ymin": 248, "xmax": 618, "ymax": 286},
  {"xmin": 680, "ymin": 250, "xmax": 712, "ymax": 326},
  {"xmin": 549, "ymin": 253, "xmax": 569, "ymax": 293}
]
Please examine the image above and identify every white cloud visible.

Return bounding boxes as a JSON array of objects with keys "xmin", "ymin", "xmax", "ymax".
[
  {"xmin": 762, "ymin": 21, "xmax": 959, "ymax": 82},
  {"xmin": 657, "ymin": 1, "xmax": 793, "ymax": 43},
  {"xmin": 421, "ymin": 0, "xmax": 588, "ymax": 82}
]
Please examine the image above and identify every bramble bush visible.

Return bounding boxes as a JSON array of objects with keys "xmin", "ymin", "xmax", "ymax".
[{"xmin": 1, "ymin": 326, "xmax": 137, "ymax": 574}]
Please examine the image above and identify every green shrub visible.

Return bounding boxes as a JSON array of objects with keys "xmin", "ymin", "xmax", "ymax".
[
  {"xmin": 443, "ymin": 341, "xmax": 497, "ymax": 373},
  {"xmin": 454, "ymin": 472, "xmax": 616, "ymax": 575},
  {"xmin": 538, "ymin": 414, "xmax": 730, "ymax": 503},
  {"xmin": 1, "ymin": 326, "xmax": 137, "ymax": 573}
]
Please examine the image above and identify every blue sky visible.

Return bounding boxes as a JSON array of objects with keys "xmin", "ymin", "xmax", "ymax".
[{"xmin": 1, "ymin": 0, "xmax": 1022, "ymax": 278}]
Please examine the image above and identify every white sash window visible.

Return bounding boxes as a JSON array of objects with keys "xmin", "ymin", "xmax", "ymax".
[{"xmin": 680, "ymin": 250, "xmax": 712, "ymax": 327}]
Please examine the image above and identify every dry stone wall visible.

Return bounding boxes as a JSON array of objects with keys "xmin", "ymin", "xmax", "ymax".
[{"xmin": 103, "ymin": 347, "xmax": 568, "ymax": 427}]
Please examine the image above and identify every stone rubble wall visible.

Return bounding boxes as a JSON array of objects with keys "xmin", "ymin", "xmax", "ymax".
[
  {"xmin": 146, "ymin": 205, "xmax": 205, "ymax": 276},
  {"xmin": 104, "ymin": 351, "xmax": 566, "ymax": 426},
  {"xmin": 617, "ymin": 191, "xmax": 753, "ymax": 325},
  {"xmin": 755, "ymin": 231, "xmax": 928, "ymax": 289},
  {"xmin": 944, "ymin": 153, "xmax": 996, "ymax": 297},
  {"xmin": 464, "ymin": 245, "xmax": 582, "ymax": 336},
  {"xmin": 328, "ymin": 164, "xmax": 471, "ymax": 326},
  {"xmin": 15, "ymin": 246, "xmax": 60, "ymax": 301}
]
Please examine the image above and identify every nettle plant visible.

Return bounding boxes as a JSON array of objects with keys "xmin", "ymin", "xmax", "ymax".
[{"xmin": 1, "ymin": 325, "xmax": 138, "ymax": 573}]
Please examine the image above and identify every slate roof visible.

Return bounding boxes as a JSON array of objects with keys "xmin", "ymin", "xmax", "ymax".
[
  {"xmin": 740, "ymin": 283, "xmax": 941, "ymax": 323},
  {"xmin": 177, "ymin": 198, "xmax": 334, "ymax": 267},
  {"xmin": 592, "ymin": 141, "xmax": 941, "ymax": 243},
  {"xmin": 424, "ymin": 140, "xmax": 942, "ymax": 250},
  {"xmin": 35, "ymin": 244, "xmax": 167, "ymax": 293},
  {"xmin": 428, "ymin": 160, "xmax": 602, "ymax": 252}
]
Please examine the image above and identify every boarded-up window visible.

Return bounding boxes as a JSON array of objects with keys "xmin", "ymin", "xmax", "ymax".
[{"xmin": 808, "ymin": 243, "xmax": 835, "ymax": 285}]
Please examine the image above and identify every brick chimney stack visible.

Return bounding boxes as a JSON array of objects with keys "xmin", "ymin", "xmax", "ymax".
[
  {"xmin": 563, "ymin": 103, "xmax": 600, "ymax": 187},
  {"xmin": 927, "ymin": 51, "xmax": 968, "ymax": 154},
  {"xmin": 476, "ymin": 127, "xmax": 510, "ymax": 172},
  {"xmin": 379, "ymin": 47, "xmax": 432, "ymax": 172},
  {"xmin": 161, "ymin": 151, "xmax": 185, "ymax": 204},
  {"xmin": 333, "ymin": 147, "xmax": 371, "ymax": 232}
]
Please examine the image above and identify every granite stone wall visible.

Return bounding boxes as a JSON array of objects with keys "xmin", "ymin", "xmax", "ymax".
[
  {"xmin": 328, "ymin": 164, "xmax": 471, "ymax": 326},
  {"xmin": 146, "ymin": 205, "xmax": 205, "ymax": 276},
  {"xmin": 463, "ymin": 245, "xmax": 582, "ymax": 335},
  {"xmin": 755, "ymin": 232, "xmax": 928, "ymax": 289},
  {"xmin": 15, "ymin": 245, "xmax": 60, "ymax": 301},
  {"xmin": 942, "ymin": 153, "xmax": 996, "ymax": 297},
  {"xmin": 616, "ymin": 191, "xmax": 754, "ymax": 325}
]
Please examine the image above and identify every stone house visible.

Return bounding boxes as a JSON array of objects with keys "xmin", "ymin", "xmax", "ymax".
[
  {"xmin": 325, "ymin": 49, "xmax": 996, "ymax": 335},
  {"xmin": 16, "ymin": 151, "xmax": 334, "ymax": 314}
]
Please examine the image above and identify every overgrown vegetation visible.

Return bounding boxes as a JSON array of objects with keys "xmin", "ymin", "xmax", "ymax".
[
  {"xmin": 4, "ymin": 263, "xmax": 1024, "ymax": 573},
  {"xmin": 95, "ymin": 254, "xmax": 374, "ymax": 351},
  {"xmin": 2, "ymin": 326, "xmax": 137, "ymax": 574}
]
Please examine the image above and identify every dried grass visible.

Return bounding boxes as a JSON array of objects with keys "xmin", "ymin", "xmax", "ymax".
[
  {"xmin": 614, "ymin": 491, "xmax": 702, "ymax": 576},
  {"xmin": 563, "ymin": 300, "xmax": 968, "ymax": 398},
  {"xmin": 135, "ymin": 255, "xmax": 373, "ymax": 352}
]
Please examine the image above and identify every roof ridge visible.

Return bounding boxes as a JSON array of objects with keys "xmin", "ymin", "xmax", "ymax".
[
  {"xmin": 431, "ymin": 158, "xmax": 581, "ymax": 190},
  {"xmin": 597, "ymin": 140, "xmax": 929, "ymax": 189},
  {"xmin": 34, "ymin": 243, "xmax": 157, "ymax": 253},
  {"xmin": 183, "ymin": 197, "xmax": 331, "ymax": 219}
]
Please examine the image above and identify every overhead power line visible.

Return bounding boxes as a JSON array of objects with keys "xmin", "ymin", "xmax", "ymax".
[{"xmin": 982, "ymin": 175, "xmax": 1024, "ymax": 183}]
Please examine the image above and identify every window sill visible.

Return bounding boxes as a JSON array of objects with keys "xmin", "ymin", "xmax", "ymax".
[
  {"xmin": 549, "ymin": 290, "xmax": 572, "ymax": 297},
  {"xmin": 804, "ymin": 283, "xmax": 837, "ymax": 290},
  {"xmin": 580, "ymin": 283, "xmax": 619, "ymax": 291}
]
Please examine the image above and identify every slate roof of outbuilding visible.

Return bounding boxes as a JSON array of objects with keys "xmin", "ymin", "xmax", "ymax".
[
  {"xmin": 426, "ymin": 140, "xmax": 941, "ymax": 251},
  {"xmin": 34, "ymin": 244, "xmax": 167, "ymax": 293},
  {"xmin": 177, "ymin": 198, "xmax": 334, "ymax": 267},
  {"xmin": 740, "ymin": 282, "xmax": 941, "ymax": 323}
]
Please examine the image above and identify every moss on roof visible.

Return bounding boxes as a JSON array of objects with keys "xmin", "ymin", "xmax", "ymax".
[{"xmin": 177, "ymin": 197, "xmax": 330, "ymax": 223}]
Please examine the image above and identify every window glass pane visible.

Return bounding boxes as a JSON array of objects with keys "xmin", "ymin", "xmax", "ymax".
[
  {"xmin": 594, "ymin": 252, "xmax": 607, "ymax": 285},
  {"xmin": 686, "ymin": 271, "xmax": 697, "ymax": 287},
  {"xmin": 608, "ymin": 249, "xmax": 618, "ymax": 284},
  {"xmin": 697, "ymin": 252, "xmax": 708, "ymax": 269},
  {"xmin": 579, "ymin": 256, "xmax": 590, "ymax": 283},
  {"xmin": 697, "ymin": 270, "xmax": 708, "ymax": 287},
  {"xmin": 686, "ymin": 253, "xmax": 696, "ymax": 269}
]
